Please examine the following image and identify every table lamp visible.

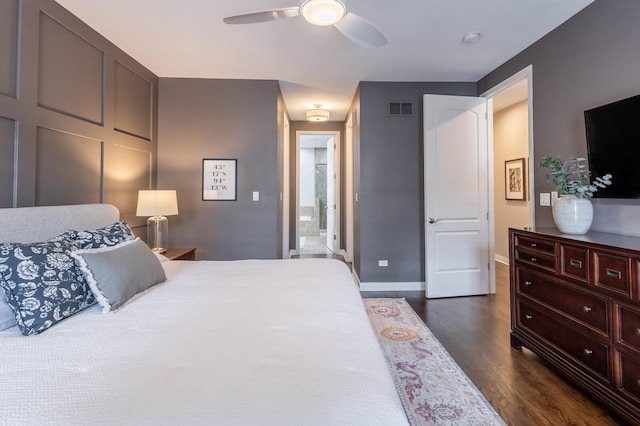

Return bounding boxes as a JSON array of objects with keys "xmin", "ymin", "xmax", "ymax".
[{"xmin": 136, "ymin": 190, "xmax": 178, "ymax": 253}]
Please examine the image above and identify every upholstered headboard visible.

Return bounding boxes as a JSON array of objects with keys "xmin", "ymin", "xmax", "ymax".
[{"xmin": 0, "ymin": 204, "xmax": 120, "ymax": 243}]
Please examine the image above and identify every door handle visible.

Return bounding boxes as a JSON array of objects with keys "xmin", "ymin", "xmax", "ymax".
[{"xmin": 428, "ymin": 218, "xmax": 437, "ymax": 224}]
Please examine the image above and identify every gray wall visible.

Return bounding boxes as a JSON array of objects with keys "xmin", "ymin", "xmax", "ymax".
[
  {"xmin": 157, "ymin": 78, "xmax": 281, "ymax": 260},
  {"xmin": 0, "ymin": 0, "xmax": 158, "ymax": 231},
  {"xmin": 479, "ymin": 0, "xmax": 640, "ymax": 236},
  {"xmin": 352, "ymin": 82, "xmax": 477, "ymax": 283}
]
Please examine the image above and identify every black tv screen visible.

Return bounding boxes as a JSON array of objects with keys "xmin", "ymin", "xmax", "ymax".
[{"xmin": 585, "ymin": 94, "xmax": 640, "ymax": 198}]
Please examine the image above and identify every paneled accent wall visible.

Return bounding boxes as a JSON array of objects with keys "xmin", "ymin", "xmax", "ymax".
[{"xmin": 0, "ymin": 0, "xmax": 158, "ymax": 228}]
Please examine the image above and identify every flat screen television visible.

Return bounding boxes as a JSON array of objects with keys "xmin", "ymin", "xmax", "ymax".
[{"xmin": 585, "ymin": 93, "xmax": 640, "ymax": 198}]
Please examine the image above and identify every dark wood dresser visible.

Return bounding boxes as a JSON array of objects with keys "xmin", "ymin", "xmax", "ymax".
[{"xmin": 509, "ymin": 228, "xmax": 640, "ymax": 423}]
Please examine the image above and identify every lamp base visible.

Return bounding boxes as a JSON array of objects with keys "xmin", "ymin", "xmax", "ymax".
[{"xmin": 147, "ymin": 215, "xmax": 168, "ymax": 253}]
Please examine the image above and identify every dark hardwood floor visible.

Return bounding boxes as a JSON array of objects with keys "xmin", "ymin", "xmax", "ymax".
[{"xmin": 362, "ymin": 262, "xmax": 628, "ymax": 426}]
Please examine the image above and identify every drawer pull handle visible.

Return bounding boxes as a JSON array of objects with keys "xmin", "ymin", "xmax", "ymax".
[
  {"xmin": 583, "ymin": 306, "xmax": 592, "ymax": 313},
  {"xmin": 531, "ymin": 257, "xmax": 538, "ymax": 262},
  {"xmin": 635, "ymin": 328, "xmax": 640, "ymax": 336},
  {"xmin": 584, "ymin": 349, "xmax": 593, "ymax": 356},
  {"xmin": 531, "ymin": 243, "xmax": 537, "ymax": 247},
  {"xmin": 605, "ymin": 268, "xmax": 621, "ymax": 279},
  {"xmin": 569, "ymin": 259, "xmax": 583, "ymax": 268},
  {"xmin": 525, "ymin": 314, "xmax": 533, "ymax": 320},
  {"xmin": 524, "ymin": 281, "xmax": 533, "ymax": 287}
]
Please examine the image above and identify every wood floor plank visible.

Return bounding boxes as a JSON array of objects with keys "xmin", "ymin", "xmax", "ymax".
[{"xmin": 362, "ymin": 262, "xmax": 628, "ymax": 426}]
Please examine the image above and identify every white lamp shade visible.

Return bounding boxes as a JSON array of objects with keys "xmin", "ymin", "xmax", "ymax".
[{"xmin": 136, "ymin": 190, "xmax": 179, "ymax": 217}]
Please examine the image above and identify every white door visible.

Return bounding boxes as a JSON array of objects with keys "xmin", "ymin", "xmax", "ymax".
[
  {"xmin": 326, "ymin": 137, "xmax": 336, "ymax": 252},
  {"xmin": 424, "ymin": 94, "xmax": 490, "ymax": 298}
]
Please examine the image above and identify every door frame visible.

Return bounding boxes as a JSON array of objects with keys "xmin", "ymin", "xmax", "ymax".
[
  {"xmin": 344, "ymin": 111, "xmax": 355, "ymax": 262},
  {"xmin": 282, "ymin": 113, "xmax": 290, "ymax": 258},
  {"xmin": 481, "ymin": 65, "xmax": 536, "ymax": 230},
  {"xmin": 295, "ymin": 130, "xmax": 341, "ymax": 255}
]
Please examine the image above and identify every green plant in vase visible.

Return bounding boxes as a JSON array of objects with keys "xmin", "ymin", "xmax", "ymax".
[
  {"xmin": 538, "ymin": 155, "xmax": 612, "ymax": 234},
  {"xmin": 538, "ymin": 156, "xmax": 612, "ymax": 198}
]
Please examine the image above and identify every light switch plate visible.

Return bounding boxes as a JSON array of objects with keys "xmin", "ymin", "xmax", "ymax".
[
  {"xmin": 540, "ymin": 193, "xmax": 551, "ymax": 206},
  {"xmin": 252, "ymin": 191, "xmax": 259, "ymax": 201}
]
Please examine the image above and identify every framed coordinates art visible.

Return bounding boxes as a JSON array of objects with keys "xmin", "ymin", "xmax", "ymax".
[
  {"xmin": 202, "ymin": 159, "xmax": 237, "ymax": 201},
  {"xmin": 505, "ymin": 158, "xmax": 526, "ymax": 200}
]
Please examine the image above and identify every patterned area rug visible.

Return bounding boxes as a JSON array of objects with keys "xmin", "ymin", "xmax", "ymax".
[{"xmin": 364, "ymin": 298, "xmax": 506, "ymax": 426}]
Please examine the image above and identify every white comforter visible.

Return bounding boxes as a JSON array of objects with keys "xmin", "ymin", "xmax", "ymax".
[{"xmin": 0, "ymin": 259, "xmax": 407, "ymax": 426}]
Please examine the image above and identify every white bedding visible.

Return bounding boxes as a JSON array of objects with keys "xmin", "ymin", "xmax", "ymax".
[{"xmin": 0, "ymin": 258, "xmax": 408, "ymax": 426}]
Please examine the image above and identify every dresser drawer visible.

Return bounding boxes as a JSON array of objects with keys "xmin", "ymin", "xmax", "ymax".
[
  {"xmin": 594, "ymin": 252, "xmax": 632, "ymax": 299},
  {"xmin": 517, "ymin": 300, "xmax": 611, "ymax": 383},
  {"xmin": 514, "ymin": 234, "xmax": 556, "ymax": 255},
  {"xmin": 618, "ymin": 354, "xmax": 640, "ymax": 404},
  {"xmin": 515, "ymin": 248, "xmax": 556, "ymax": 270},
  {"xmin": 561, "ymin": 244, "xmax": 588, "ymax": 282},
  {"xmin": 517, "ymin": 268, "xmax": 609, "ymax": 336},
  {"xmin": 616, "ymin": 304, "xmax": 640, "ymax": 354}
]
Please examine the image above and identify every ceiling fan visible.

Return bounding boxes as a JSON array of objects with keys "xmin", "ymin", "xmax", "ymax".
[{"xmin": 223, "ymin": 0, "xmax": 387, "ymax": 48}]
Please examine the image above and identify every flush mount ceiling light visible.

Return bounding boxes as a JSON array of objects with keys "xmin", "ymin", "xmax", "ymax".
[
  {"xmin": 306, "ymin": 104, "xmax": 330, "ymax": 122},
  {"xmin": 462, "ymin": 31, "xmax": 481, "ymax": 44},
  {"xmin": 299, "ymin": 0, "xmax": 346, "ymax": 26}
]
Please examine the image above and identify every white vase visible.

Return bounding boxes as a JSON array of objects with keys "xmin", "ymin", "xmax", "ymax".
[{"xmin": 552, "ymin": 195, "xmax": 593, "ymax": 234}]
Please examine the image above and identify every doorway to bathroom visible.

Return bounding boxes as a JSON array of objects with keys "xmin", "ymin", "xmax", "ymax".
[{"xmin": 296, "ymin": 131, "xmax": 340, "ymax": 255}]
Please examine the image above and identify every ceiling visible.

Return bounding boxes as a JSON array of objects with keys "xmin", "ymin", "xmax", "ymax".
[{"xmin": 54, "ymin": 0, "xmax": 593, "ymax": 121}]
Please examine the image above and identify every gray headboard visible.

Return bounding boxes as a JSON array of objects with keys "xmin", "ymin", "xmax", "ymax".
[{"xmin": 0, "ymin": 204, "xmax": 120, "ymax": 243}]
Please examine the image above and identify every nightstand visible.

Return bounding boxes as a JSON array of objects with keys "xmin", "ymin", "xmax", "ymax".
[{"xmin": 162, "ymin": 247, "xmax": 196, "ymax": 260}]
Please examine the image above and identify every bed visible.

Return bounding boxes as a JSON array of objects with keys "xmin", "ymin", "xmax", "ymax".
[{"xmin": 0, "ymin": 204, "xmax": 408, "ymax": 425}]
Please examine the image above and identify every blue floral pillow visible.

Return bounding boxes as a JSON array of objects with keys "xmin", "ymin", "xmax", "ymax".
[
  {"xmin": 69, "ymin": 220, "xmax": 134, "ymax": 249},
  {"xmin": 0, "ymin": 238, "xmax": 96, "ymax": 336}
]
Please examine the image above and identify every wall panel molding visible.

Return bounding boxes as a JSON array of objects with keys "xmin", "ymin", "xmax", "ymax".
[
  {"xmin": 5, "ymin": 0, "xmax": 158, "ymax": 211},
  {"xmin": 0, "ymin": 0, "xmax": 19, "ymax": 99},
  {"xmin": 38, "ymin": 12, "xmax": 105, "ymax": 125},
  {"xmin": 114, "ymin": 61, "xmax": 152, "ymax": 141},
  {"xmin": 0, "ymin": 116, "xmax": 16, "ymax": 207},
  {"xmin": 103, "ymin": 143, "xmax": 152, "ymax": 224},
  {"xmin": 35, "ymin": 126, "xmax": 102, "ymax": 206}
]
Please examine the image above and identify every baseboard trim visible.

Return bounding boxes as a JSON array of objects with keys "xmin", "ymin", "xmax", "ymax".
[
  {"xmin": 495, "ymin": 254, "xmax": 509, "ymax": 266},
  {"xmin": 360, "ymin": 281, "xmax": 426, "ymax": 292}
]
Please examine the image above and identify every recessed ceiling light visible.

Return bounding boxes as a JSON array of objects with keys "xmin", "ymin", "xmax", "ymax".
[{"xmin": 462, "ymin": 31, "xmax": 481, "ymax": 44}]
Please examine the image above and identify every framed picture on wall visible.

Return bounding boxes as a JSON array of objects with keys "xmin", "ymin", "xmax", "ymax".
[
  {"xmin": 202, "ymin": 159, "xmax": 237, "ymax": 201},
  {"xmin": 505, "ymin": 158, "xmax": 526, "ymax": 200}
]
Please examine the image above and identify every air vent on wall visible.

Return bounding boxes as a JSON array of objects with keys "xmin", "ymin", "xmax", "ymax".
[{"xmin": 388, "ymin": 102, "xmax": 414, "ymax": 116}]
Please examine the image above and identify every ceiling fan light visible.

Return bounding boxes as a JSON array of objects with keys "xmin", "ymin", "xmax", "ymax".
[
  {"xmin": 306, "ymin": 107, "xmax": 330, "ymax": 122},
  {"xmin": 300, "ymin": 0, "xmax": 346, "ymax": 26}
]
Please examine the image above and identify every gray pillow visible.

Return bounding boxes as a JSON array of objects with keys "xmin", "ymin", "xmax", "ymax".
[
  {"xmin": 0, "ymin": 291, "xmax": 15, "ymax": 331},
  {"xmin": 71, "ymin": 238, "xmax": 166, "ymax": 313}
]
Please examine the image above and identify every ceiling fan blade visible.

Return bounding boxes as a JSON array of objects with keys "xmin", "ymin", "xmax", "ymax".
[
  {"xmin": 223, "ymin": 7, "xmax": 300, "ymax": 25},
  {"xmin": 333, "ymin": 12, "xmax": 387, "ymax": 48}
]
